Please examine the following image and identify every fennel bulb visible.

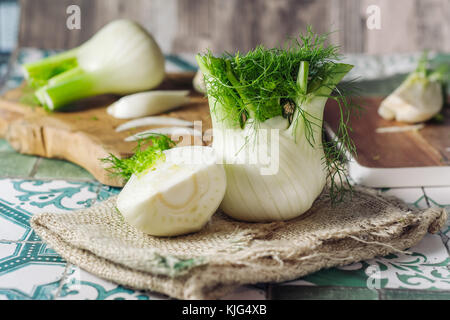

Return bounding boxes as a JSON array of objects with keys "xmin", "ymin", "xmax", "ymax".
[
  {"xmin": 107, "ymin": 90, "xmax": 190, "ymax": 119},
  {"xmin": 378, "ymin": 54, "xmax": 446, "ymax": 123},
  {"xmin": 117, "ymin": 146, "xmax": 226, "ymax": 236},
  {"xmin": 197, "ymin": 29, "xmax": 355, "ymax": 222},
  {"xmin": 23, "ymin": 20, "xmax": 165, "ymax": 111}
]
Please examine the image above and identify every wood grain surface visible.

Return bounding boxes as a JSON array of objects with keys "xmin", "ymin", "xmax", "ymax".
[
  {"xmin": 18, "ymin": 0, "xmax": 450, "ymax": 54},
  {"xmin": 0, "ymin": 72, "xmax": 211, "ymax": 187},
  {"xmin": 324, "ymin": 97, "xmax": 450, "ymax": 168}
]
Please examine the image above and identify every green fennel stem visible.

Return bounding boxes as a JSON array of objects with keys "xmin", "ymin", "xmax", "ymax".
[
  {"xmin": 35, "ymin": 68, "xmax": 98, "ymax": 110},
  {"xmin": 297, "ymin": 61, "xmax": 309, "ymax": 95},
  {"xmin": 23, "ymin": 49, "xmax": 79, "ymax": 85}
]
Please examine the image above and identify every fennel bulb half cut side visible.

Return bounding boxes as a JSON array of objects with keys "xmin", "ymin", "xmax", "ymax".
[
  {"xmin": 378, "ymin": 54, "xmax": 445, "ymax": 123},
  {"xmin": 196, "ymin": 28, "xmax": 355, "ymax": 222},
  {"xmin": 23, "ymin": 20, "xmax": 165, "ymax": 111},
  {"xmin": 117, "ymin": 146, "xmax": 227, "ymax": 237}
]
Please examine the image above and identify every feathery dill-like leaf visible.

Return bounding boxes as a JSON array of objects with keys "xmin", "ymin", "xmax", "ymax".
[
  {"xmin": 101, "ymin": 134, "xmax": 175, "ymax": 181},
  {"xmin": 197, "ymin": 27, "xmax": 359, "ymax": 202}
]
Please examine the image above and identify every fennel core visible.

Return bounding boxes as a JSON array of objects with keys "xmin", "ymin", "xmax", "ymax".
[{"xmin": 196, "ymin": 28, "xmax": 357, "ymax": 218}]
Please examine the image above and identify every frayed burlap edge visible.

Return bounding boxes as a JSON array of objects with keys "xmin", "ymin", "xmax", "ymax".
[{"xmin": 30, "ymin": 188, "xmax": 447, "ymax": 300}]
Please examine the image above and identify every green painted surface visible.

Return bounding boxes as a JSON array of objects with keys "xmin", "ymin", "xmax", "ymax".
[
  {"xmin": 0, "ymin": 139, "xmax": 94, "ymax": 180},
  {"xmin": 270, "ymin": 285, "xmax": 379, "ymax": 300},
  {"xmin": 380, "ymin": 288, "xmax": 450, "ymax": 300},
  {"xmin": 0, "ymin": 140, "xmax": 37, "ymax": 176},
  {"xmin": 34, "ymin": 158, "xmax": 94, "ymax": 180}
]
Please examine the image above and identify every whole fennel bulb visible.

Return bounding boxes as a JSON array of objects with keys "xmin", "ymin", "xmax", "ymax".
[
  {"xmin": 197, "ymin": 30, "xmax": 354, "ymax": 222},
  {"xmin": 23, "ymin": 20, "xmax": 165, "ymax": 111}
]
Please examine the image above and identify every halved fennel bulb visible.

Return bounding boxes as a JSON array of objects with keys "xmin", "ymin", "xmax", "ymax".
[
  {"xmin": 378, "ymin": 73, "xmax": 443, "ymax": 123},
  {"xmin": 378, "ymin": 54, "xmax": 445, "ymax": 123},
  {"xmin": 117, "ymin": 146, "xmax": 226, "ymax": 236}
]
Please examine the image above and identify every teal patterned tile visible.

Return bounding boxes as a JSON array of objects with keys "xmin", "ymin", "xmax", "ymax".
[
  {"xmin": 0, "ymin": 178, "xmax": 116, "ymax": 300},
  {"xmin": 297, "ymin": 233, "xmax": 450, "ymax": 291},
  {"xmin": 0, "ymin": 198, "xmax": 66, "ymax": 300},
  {"xmin": 33, "ymin": 158, "xmax": 94, "ymax": 180},
  {"xmin": 293, "ymin": 188, "xmax": 449, "ymax": 291},
  {"xmin": 379, "ymin": 187, "xmax": 428, "ymax": 209},
  {"xmin": 423, "ymin": 187, "xmax": 450, "ymax": 250},
  {"xmin": 270, "ymin": 285, "xmax": 378, "ymax": 300},
  {"xmin": 424, "ymin": 187, "xmax": 450, "ymax": 210},
  {"xmin": 0, "ymin": 179, "xmax": 100, "ymax": 213},
  {"xmin": 0, "ymin": 263, "xmax": 66, "ymax": 300},
  {"xmin": 364, "ymin": 234, "xmax": 450, "ymax": 291}
]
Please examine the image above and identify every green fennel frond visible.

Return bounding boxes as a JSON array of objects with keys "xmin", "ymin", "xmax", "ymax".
[
  {"xmin": 197, "ymin": 27, "xmax": 359, "ymax": 202},
  {"xmin": 101, "ymin": 134, "xmax": 176, "ymax": 181}
]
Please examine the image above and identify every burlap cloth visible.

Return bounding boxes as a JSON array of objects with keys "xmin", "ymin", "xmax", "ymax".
[{"xmin": 30, "ymin": 186, "xmax": 447, "ymax": 299}]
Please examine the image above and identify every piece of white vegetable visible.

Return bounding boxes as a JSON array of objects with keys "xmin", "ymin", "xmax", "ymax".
[
  {"xmin": 193, "ymin": 70, "xmax": 206, "ymax": 94},
  {"xmin": 24, "ymin": 20, "xmax": 166, "ymax": 111},
  {"xmin": 378, "ymin": 56, "xmax": 444, "ymax": 123},
  {"xmin": 115, "ymin": 116, "xmax": 193, "ymax": 132},
  {"xmin": 375, "ymin": 124, "xmax": 424, "ymax": 134},
  {"xmin": 107, "ymin": 90, "xmax": 191, "ymax": 119},
  {"xmin": 124, "ymin": 127, "xmax": 203, "ymax": 142},
  {"xmin": 116, "ymin": 146, "xmax": 226, "ymax": 236}
]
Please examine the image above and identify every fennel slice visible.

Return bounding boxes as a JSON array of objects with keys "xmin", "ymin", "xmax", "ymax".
[
  {"xmin": 107, "ymin": 90, "xmax": 190, "ymax": 119},
  {"xmin": 115, "ymin": 116, "xmax": 193, "ymax": 132},
  {"xmin": 125, "ymin": 127, "xmax": 202, "ymax": 142}
]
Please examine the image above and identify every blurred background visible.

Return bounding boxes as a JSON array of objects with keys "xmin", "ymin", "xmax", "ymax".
[
  {"xmin": 1, "ymin": 0, "xmax": 449, "ymax": 53},
  {"xmin": 0, "ymin": 0, "xmax": 449, "ymax": 92}
]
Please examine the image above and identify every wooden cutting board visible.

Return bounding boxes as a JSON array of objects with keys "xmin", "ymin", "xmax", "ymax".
[
  {"xmin": 1, "ymin": 74, "xmax": 449, "ymax": 188},
  {"xmin": 0, "ymin": 72, "xmax": 211, "ymax": 187},
  {"xmin": 324, "ymin": 97, "xmax": 450, "ymax": 187}
]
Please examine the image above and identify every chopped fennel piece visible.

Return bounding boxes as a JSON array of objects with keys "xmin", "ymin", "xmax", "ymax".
[
  {"xmin": 378, "ymin": 54, "xmax": 446, "ymax": 123},
  {"xmin": 375, "ymin": 124, "xmax": 424, "ymax": 133},
  {"xmin": 107, "ymin": 90, "xmax": 190, "ymax": 119},
  {"xmin": 115, "ymin": 116, "xmax": 193, "ymax": 132},
  {"xmin": 124, "ymin": 127, "xmax": 202, "ymax": 142}
]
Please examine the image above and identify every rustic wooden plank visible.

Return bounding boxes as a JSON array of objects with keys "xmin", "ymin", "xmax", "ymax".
[
  {"xmin": 16, "ymin": 0, "xmax": 450, "ymax": 54},
  {"xmin": 329, "ymin": 0, "xmax": 365, "ymax": 53},
  {"xmin": 324, "ymin": 97, "xmax": 448, "ymax": 168}
]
